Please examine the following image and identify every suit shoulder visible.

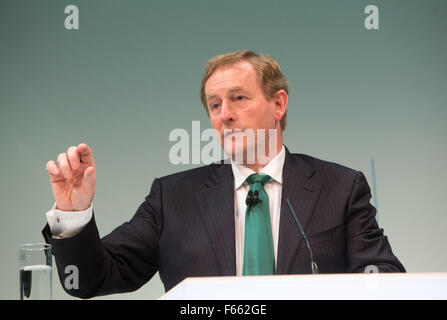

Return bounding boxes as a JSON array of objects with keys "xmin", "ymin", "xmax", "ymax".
[
  {"xmin": 294, "ymin": 153, "xmax": 360, "ymax": 180},
  {"xmin": 292, "ymin": 153, "xmax": 370, "ymax": 198},
  {"xmin": 156, "ymin": 162, "xmax": 223, "ymax": 186}
]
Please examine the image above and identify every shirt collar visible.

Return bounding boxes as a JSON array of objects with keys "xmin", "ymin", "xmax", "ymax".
[{"xmin": 231, "ymin": 145, "xmax": 285, "ymax": 190}]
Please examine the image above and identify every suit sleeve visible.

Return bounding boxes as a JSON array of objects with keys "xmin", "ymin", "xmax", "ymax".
[
  {"xmin": 41, "ymin": 178, "xmax": 163, "ymax": 299},
  {"xmin": 344, "ymin": 172, "xmax": 406, "ymax": 273}
]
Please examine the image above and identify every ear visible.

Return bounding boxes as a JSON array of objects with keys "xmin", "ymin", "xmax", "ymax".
[{"xmin": 273, "ymin": 90, "xmax": 288, "ymax": 122}]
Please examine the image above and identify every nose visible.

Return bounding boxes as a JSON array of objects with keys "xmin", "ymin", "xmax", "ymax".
[{"xmin": 221, "ymin": 99, "xmax": 235, "ymax": 123}]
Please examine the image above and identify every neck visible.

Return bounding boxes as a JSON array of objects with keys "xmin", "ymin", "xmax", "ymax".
[
  {"xmin": 244, "ymin": 144, "xmax": 283, "ymax": 172},
  {"xmin": 240, "ymin": 130, "xmax": 283, "ymax": 173}
]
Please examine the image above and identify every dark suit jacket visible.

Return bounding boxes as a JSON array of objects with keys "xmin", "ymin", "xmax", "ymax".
[{"xmin": 42, "ymin": 147, "xmax": 405, "ymax": 298}]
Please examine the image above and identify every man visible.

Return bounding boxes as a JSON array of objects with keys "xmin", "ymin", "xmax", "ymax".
[{"xmin": 43, "ymin": 50, "xmax": 405, "ymax": 299}]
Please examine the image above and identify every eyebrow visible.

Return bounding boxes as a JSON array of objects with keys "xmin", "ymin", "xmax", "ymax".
[
  {"xmin": 206, "ymin": 86, "xmax": 246, "ymax": 101},
  {"xmin": 228, "ymin": 86, "xmax": 244, "ymax": 93}
]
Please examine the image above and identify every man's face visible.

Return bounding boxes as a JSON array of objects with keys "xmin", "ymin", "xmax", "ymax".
[{"xmin": 204, "ymin": 61, "xmax": 281, "ymax": 162}]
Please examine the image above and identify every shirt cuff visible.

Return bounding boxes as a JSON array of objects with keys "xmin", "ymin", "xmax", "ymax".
[{"xmin": 46, "ymin": 203, "xmax": 93, "ymax": 239}]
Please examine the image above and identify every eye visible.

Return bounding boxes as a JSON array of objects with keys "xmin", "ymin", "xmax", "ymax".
[
  {"xmin": 232, "ymin": 95, "xmax": 245, "ymax": 102},
  {"xmin": 211, "ymin": 103, "xmax": 219, "ymax": 109}
]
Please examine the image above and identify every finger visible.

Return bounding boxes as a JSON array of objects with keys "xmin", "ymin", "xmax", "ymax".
[
  {"xmin": 67, "ymin": 146, "xmax": 80, "ymax": 170},
  {"xmin": 77, "ymin": 143, "xmax": 95, "ymax": 166},
  {"xmin": 46, "ymin": 160, "xmax": 61, "ymax": 177},
  {"xmin": 46, "ymin": 160, "xmax": 65, "ymax": 183},
  {"xmin": 83, "ymin": 166, "xmax": 96, "ymax": 192},
  {"xmin": 57, "ymin": 153, "xmax": 72, "ymax": 179}
]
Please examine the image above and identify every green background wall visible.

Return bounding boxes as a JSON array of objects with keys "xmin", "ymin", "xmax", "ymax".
[{"xmin": 1, "ymin": 0, "xmax": 446, "ymax": 299}]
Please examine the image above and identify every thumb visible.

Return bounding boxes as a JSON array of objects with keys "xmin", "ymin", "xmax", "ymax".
[{"xmin": 83, "ymin": 166, "xmax": 96, "ymax": 192}]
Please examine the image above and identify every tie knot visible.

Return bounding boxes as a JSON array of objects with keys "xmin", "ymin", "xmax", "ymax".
[{"xmin": 246, "ymin": 173, "xmax": 271, "ymax": 186}]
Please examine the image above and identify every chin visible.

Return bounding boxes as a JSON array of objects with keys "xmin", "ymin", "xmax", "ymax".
[
  {"xmin": 222, "ymin": 138, "xmax": 257, "ymax": 165},
  {"xmin": 223, "ymin": 139, "xmax": 242, "ymax": 158}
]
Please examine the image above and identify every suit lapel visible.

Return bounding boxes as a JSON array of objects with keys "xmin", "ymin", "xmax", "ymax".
[
  {"xmin": 194, "ymin": 148, "xmax": 323, "ymax": 276},
  {"xmin": 276, "ymin": 148, "xmax": 323, "ymax": 274},
  {"xmin": 195, "ymin": 163, "xmax": 236, "ymax": 276}
]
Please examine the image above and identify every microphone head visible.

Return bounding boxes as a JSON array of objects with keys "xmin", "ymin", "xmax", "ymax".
[
  {"xmin": 245, "ymin": 190, "xmax": 253, "ymax": 206},
  {"xmin": 251, "ymin": 190, "xmax": 262, "ymax": 204}
]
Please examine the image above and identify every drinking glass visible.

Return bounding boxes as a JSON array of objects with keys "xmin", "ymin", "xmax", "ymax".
[{"xmin": 19, "ymin": 243, "xmax": 52, "ymax": 300}]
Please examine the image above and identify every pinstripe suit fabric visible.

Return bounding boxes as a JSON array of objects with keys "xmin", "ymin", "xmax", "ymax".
[{"xmin": 42, "ymin": 146, "xmax": 405, "ymax": 298}]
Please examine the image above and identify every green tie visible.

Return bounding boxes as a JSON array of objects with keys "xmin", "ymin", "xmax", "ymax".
[{"xmin": 243, "ymin": 173, "xmax": 275, "ymax": 275}]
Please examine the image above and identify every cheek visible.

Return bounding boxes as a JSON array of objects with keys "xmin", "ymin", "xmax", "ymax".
[
  {"xmin": 210, "ymin": 117, "xmax": 221, "ymax": 130},
  {"xmin": 266, "ymin": 105, "xmax": 279, "ymax": 125},
  {"xmin": 252, "ymin": 101, "xmax": 274, "ymax": 119},
  {"xmin": 250, "ymin": 108, "xmax": 274, "ymax": 127}
]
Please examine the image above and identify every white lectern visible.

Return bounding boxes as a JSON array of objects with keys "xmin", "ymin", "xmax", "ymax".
[{"xmin": 160, "ymin": 273, "xmax": 447, "ymax": 300}]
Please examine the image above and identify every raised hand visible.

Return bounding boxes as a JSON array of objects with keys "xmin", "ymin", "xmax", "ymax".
[{"xmin": 46, "ymin": 143, "xmax": 96, "ymax": 211}]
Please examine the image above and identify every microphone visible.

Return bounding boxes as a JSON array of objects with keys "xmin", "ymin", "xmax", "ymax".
[
  {"xmin": 245, "ymin": 191, "xmax": 253, "ymax": 206},
  {"xmin": 245, "ymin": 190, "xmax": 261, "ymax": 206},
  {"xmin": 286, "ymin": 198, "xmax": 319, "ymax": 274},
  {"xmin": 253, "ymin": 190, "xmax": 260, "ymax": 203}
]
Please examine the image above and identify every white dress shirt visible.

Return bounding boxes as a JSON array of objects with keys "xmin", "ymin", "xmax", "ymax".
[
  {"xmin": 46, "ymin": 145, "xmax": 286, "ymax": 275},
  {"xmin": 46, "ymin": 202, "xmax": 93, "ymax": 239},
  {"xmin": 231, "ymin": 145, "xmax": 285, "ymax": 275}
]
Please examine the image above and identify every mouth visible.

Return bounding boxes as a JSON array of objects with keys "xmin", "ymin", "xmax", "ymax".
[{"xmin": 223, "ymin": 129, "xmax": 243, "ymax": 138}]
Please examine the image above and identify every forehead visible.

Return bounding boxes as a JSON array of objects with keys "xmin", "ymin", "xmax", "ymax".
[{"xmin": 205, "ymin": 60, "xmax": 260, "ymax": 95}]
